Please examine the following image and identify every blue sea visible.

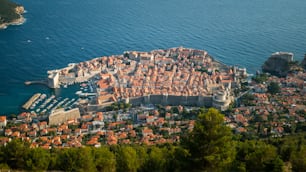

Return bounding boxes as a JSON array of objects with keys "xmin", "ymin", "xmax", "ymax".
[{"xmin": 0, "ymin": 0, "xmax": 306, "ymax": 115}]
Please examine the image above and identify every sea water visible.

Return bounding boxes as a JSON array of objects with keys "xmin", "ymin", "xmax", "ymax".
[{"xmin": 0, "ymin": 0, "xmax": 305, "ymax": 114}]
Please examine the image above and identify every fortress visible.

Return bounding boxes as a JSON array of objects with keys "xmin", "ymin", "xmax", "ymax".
[{"xmin": 47, "ymin": 70, "xmax": 60, "ymax": 88}]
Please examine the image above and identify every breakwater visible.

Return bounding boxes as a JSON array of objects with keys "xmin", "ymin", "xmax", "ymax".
[
  {"xmin": 24, "ymin": 80, "xmax": 48, "ymax": 86},
  {"xmin": 22, "ymin": 93, "xmax": 41, "ymax": 110}
]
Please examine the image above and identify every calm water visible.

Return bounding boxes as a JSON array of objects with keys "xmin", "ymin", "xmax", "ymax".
[{"xmin": 0, "ymin": 0, "xmax": 306, "ymax": 114}]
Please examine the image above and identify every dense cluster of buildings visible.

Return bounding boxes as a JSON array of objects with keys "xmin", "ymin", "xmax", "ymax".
[
  {"xmin": 226, "ymin": 71, "xmax": 306, "ymax": 137},
  {"xmin": 0, "ymin": 105, "xmax": 196, "ymax": 148},
  {"xmin": 48, "ymin": 47, "xmax": 247, "ymax": 111}
]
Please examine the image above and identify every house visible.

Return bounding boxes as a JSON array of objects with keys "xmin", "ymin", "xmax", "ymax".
[
  {"xmin": 17, "ymin": 112, "xmax": 28, "ymax": 120},
  {"xmin": 47, "ymin": 128, "xmax": 58, "ymax": 135},
  {"xmin": 12, "ymin": 131, "xmax": 20, "ymax": 138},
  {"xmin": 107, "ymin": 135, "xmax": 117, "ymax": 145},
  {"xmin": 253, "ymin": 84, "xmax": 267, "ymax": 93},
  {"xmin": 81, "ymin": 114, "xmax": 93, "ymax": 122},
  {"xmin": 61, "ymin": 134, "xmax": 70, "ymax": 141},
  {"xmin": 0, "ymin": 137, "xmax": 11, "ymax": 146},
  {"xmin": 91, "ymin": 121, "xmax": 103, "ymax": 131},
  {"xmin": 146, "ymin": 116, "xmax": 155, "ymax": 123},
  {"xmin": 31, "ymin": 123, "xmax": 39, "ymax": 131},
  {"xmin": 142, "ymin": 127, "xmax": 153, "ymax": 137},
  {"xmin": 165, "ymin": 113, "xmax": 171, "ymax": 120},
  {"xmin": 169, "ymin": 127, "xmax": 181, "ymax": 135},
  {"xmin": 40, "ymin": 129, "xmax": 48, "ymax": 136},
  {"xmin": 137, "ymin": 114, "xmax": 148, "ymax": 121},
  {"xmin": 0, "ymin": 116, "xmax": 7, "ymax": 129},
  {"xmin": 129, "ymin": 130, "xmax": 136, "ymax": 138},
  {"xmin": 19, "ymin": 124, "xmax": 29, "ymax": 132},
  {"xmin": 74, "ymin": 128, "xmax": 82, "ymax": 136},
  {"xmin": 27, "ymin": 131, "xmax": 37, "ymax": 137},
  {"xmin": 38, "ymin": 121, "xmax": 48, "ymax": 130},
  {"xmin": 62, "ymin": 129, "xmax": 72, "ymax": 135},
  {"xmin": 81, "ymin": 124, "xmax": 89, "ymax": 133}
]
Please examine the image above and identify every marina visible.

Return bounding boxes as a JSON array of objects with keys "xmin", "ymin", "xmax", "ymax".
[{"xmin": 21, "ymin": 93, "xmax": 80, "ymax": 116}]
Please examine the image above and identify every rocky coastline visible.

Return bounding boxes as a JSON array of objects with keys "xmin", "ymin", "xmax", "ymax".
[{"xmin": 0, "ymin": 6, "xmax": 25, "ymax": 29}]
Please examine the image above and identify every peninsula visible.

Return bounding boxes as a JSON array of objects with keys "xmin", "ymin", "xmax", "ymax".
[
  {"xmin": 0, "ymin": 0, "xmax": 25, "ymax": 29},
  {"xmin": 47, "ymin": 47, "xmax": 247, "ymax": 111}
]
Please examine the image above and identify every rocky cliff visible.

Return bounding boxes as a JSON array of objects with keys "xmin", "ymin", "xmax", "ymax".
[{"xmin": 262, "ymin": 52, "xmax": 294, "ymax": 77}]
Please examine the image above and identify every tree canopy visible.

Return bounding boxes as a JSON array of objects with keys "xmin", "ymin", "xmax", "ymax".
[
  {"xmin": 182, "ymin": 108, "xmax": 236, "ymax": 171},
  {"xmin": 267, "ymin": 82, "xmax": 281, "ymax": 95}
]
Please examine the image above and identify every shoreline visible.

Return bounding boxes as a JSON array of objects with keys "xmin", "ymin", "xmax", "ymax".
[{"xmin": 0, "ymin": 15, "xmax": 25, "ymax": 29}]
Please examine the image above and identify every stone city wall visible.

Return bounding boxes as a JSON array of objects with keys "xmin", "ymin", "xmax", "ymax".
[{"xmin": 49, "ymin": 108, "xmax": 81, "ymax": 125}]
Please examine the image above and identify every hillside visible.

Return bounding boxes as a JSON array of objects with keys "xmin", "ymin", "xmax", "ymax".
[
  {"xmin": 1, "ymin": 108, "xmax": 306, "ymax": 171},
  {"xmin": 0, "ymin": 0, "xmax": 24, "ymax": 28}
]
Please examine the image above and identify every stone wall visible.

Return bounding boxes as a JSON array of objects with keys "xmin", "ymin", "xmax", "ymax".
[
  {"xmin": 128, "ymin": 95, "xmax": 213, "ymax": 107},
  {"xmin": 49, "ymin": 108, "xmax": 81, "ymax": 125}
]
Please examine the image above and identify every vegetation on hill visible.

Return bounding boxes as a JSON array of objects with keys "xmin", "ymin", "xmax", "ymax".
[
  {"xmin": 0, "ymin": 0, "xmax": 21, "ymax": 25},
  {"xmin": 267, "ymin": 81, "xmax": 281, "ymax": 95},
  {"xmin": 181, "ymin": 108, "xmax": 236, "ymax": 171},
  {"xmin": 252, "ymin": 73, "xmax": 268, "ymax": 84}
]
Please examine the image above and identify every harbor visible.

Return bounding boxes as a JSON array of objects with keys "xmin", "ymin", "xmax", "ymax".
[
  {"xmin": 21, "ymin": 78, "xmax": 97, "ymax": 117},
  {"xmin": 22, "ymin": 93, "xmax": 79, "ymax": 116}
]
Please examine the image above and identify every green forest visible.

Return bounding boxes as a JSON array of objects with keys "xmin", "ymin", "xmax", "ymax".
[
  {"xmin": 0, "ymin": 0, "xmax": 20, "ymax": 24},
  {"xmin": 1, "ymin": 108, "xmax": 306, "ymax": 171}
]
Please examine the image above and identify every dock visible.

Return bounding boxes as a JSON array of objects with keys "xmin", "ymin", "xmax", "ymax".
[
  {"xmin": 76, "ymin": 92, "xmax": 97, "ymax": 97},
  {"xmin": 22, "ymin": 93, "xmax": 41, "ymax": 110}
]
